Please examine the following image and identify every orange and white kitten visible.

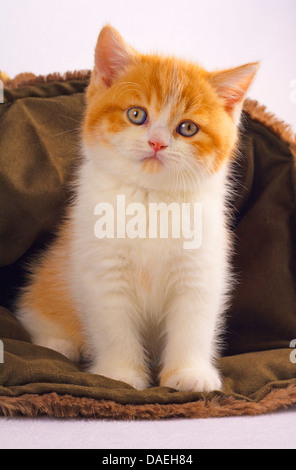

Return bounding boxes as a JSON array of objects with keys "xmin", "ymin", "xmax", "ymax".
[{"xmin": 16, "ymin": 26, "xmax": 258, "ymax": 392}]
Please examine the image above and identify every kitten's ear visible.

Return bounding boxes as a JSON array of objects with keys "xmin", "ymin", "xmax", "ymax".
[
  {"xmin": 209, "ymin": 62, "xmax": 259, "ymax": 119},
  {"xmin": 94, "ymin": 25, "xmax": 136, "ymax": 87}
]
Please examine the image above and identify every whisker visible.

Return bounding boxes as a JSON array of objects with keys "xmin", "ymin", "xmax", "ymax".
[
  {"xmin": 53, "ymin": 127, "xmax": 81, "ymax": 137},
  {"xmin": 58, "ymin": 115, "xmax": 82, "ymax": 124}
]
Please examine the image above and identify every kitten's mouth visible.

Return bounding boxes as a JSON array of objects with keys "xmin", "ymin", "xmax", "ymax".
[{"xmin": 141, "ymin": 154, "xmax": 164, "ymax": 174}]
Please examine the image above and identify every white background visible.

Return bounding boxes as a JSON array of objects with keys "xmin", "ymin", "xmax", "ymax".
[
  {"xmin": 0, "ymin": 409, "xmax": 296, "ymax": 449},
  {"xmin": 1, "ymin": 0, "xmax": 296, "ymax": 130},
  {"xmin": 0, "ymin": 0, "xmax": 296, "ymax": 449}
]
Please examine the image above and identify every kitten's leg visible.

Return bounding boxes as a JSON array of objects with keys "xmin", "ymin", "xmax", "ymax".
[
  {"xmin": 86, "ymin": 299, "xmax": 150, "ymax": 390},
  {"xmin": 160, "ymin": 293, "xmax": 223, "ymax": 392},
  {"xmin": 16, "ymin": 302, "xmax": 84, "ymax": 363},
  {"xmin": 75, "ymin": 259, "xmax": 150, "ymax": 390},
  {"xmin": 15, "ymin": 227, "xmax": 86, "ymax": 363},
  {"xmin": 159, "ymin": 259, "xmax": 227, "ymax": 393}
]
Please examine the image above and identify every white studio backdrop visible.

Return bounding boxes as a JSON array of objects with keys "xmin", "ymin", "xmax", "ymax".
[{"xmin": 1, "ymin": 0, "xmax": 296, "ymax": 129}]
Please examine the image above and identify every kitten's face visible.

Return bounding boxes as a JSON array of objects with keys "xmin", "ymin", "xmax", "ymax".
[{"xmin": 83, "ymin": 26, "xmax": 258, "ymax": 192}]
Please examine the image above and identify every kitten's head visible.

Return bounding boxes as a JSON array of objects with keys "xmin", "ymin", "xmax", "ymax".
[{"xmin": 83, "ymin": 25, "xmax": 258, "ymax": 192}]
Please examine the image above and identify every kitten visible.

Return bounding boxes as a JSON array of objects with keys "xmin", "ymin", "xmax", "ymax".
[{"xmin": 15, "ymin": 26, "xmax": 258, "ymax": 392}]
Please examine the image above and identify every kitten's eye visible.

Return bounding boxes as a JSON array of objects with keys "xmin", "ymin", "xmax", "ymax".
[
  {"xmin": 127, "ymin": 107, "xmax": 148, "ymax": 125},
  {"xmin": 177, "ymin": 121, "xmax": 199, "ymax": 137}
]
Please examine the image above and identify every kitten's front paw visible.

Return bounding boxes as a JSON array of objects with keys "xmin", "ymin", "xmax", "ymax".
[
  {"xmin": 88, "ymin": 364, "xmax": 150, "ymax": 391},
  {"xmin": 160, "ymin": 364, "xmax": 222, "ymax": 393}
]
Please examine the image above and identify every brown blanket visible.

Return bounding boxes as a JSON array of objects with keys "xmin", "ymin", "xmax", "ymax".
[{"xmin": 0, "ymin": 73, "xmax": 295, "ymax": 419}]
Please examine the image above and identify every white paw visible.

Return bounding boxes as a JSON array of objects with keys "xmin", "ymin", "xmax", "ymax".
[
  {"xmin": 160, "ymin": 364, "xmax": 222, "ymax": 393},
  {"xmin": 88, "ymin": 364, "xmax": 150, "ymax": 390},
  {"xmin": 35, "ymin": 337, "xmax": 80, "ymax": 363}
]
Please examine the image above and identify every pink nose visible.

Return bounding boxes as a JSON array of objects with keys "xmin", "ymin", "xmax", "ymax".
[{"xmin": 149, "ymin": 140, "xmax": 168, "ymax": 153}]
